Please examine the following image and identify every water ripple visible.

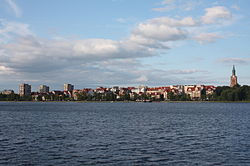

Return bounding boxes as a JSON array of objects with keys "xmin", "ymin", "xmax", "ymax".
[{"xmin": 0, "ymin": 102, "xmax": 250, "ymax": 165}]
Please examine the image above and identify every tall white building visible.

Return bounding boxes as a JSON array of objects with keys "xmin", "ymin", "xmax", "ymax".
[
  {"xmin": 39, "ymin": 85, "xmax": 49, "ymax": 93},
  {"xmin": 64, "ymin": 84, "xmax": 74, "ymax": 91},
  {"xmin": 19, "ymin": 84, "xmax": 31, "ymax": 96}
]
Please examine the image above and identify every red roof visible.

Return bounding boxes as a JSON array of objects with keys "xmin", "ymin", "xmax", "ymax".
[{"xmin": 204, "ymin": 85, "xmax": 216, "ymax": 90}]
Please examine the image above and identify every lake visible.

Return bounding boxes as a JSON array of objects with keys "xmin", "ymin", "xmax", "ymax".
[{"xmin": 0, "ymin": 102, "xmax": 250, "ymax": 165}]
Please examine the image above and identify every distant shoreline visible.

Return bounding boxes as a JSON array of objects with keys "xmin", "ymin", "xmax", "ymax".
[{"xmin": 0, "ymin": 101, "xmax": 250, "ymax": 103}]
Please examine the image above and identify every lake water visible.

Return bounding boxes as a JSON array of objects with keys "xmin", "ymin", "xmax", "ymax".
[{"xmin": 0, "ymin": 102, "xmax": 250, "ymax": 166}]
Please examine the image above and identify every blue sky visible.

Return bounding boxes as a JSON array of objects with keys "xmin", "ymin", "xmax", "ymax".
[{"xmin": 0, "ymin": 0, "xmax": 249, "ymax": 91}]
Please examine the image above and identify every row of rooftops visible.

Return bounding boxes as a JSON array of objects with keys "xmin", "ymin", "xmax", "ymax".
[
  {"xmin": 1, "ymin": 85, "xmax": 216, "ymax": 96},
  {"xmin": 72, "ymin": 85, "xmax": 216, "ymax": 94}
]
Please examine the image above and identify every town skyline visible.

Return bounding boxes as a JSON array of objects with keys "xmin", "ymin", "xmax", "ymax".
[
  {"xmin": 0, "ymin": 65, "xmax": 241, "ymax": 95},
  {"xmin": 0, "ymin": 65, "xmax": 249, "ymax": 102},
  {"xmin": 0, "ymin": 65, "xmax": 245, "ymax": 93},
  {"xmin": 0, "ymin": 0, "xmax": 250, "ymax": 90}
]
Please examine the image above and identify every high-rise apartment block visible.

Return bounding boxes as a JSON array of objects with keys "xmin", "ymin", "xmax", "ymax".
[
  {"xmin": 230, "ymin": 65, "xmax": 238, "ymax": 87},
  {"xmin": 19, "ymin": 83, "xmax": 31, "ymax": 96},
  {"xmin": 64, "ymin": 84, "xmax": 74, "ymax": 91},
  {"xmin": 39, "ymin": 85, "xmax": 50, "ymax": 93}
]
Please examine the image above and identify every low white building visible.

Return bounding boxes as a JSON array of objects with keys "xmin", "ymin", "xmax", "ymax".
[{"xmin": 0, "ymin": 90, "xmax": 14, "ymax": 95}]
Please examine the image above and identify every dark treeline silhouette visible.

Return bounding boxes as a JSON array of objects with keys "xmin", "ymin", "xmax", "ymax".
[
  {"xmin": 0, "ymin": 94, "xmax": 32, "ymax": 101},
  {"xmin": 212, "ymin": 85, "xmax": 250, "ymax": 101}
]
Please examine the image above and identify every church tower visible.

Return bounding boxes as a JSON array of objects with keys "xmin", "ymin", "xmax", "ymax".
[{"xmin": 230, "ymin": 65, "xmax": 238, "ymax": 87}]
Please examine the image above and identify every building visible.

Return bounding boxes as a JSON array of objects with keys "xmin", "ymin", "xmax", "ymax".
[
  {"xmin": 19, "ymin": 84, "xmax": 31, "ymax": 96},
  {"xmin": 170, "ymin": 85, "xmax": 184, "ymax": 94},
  {"xmin": 94, "ymin": 87, "xmax": 107, "ymax": 94},
  {"xmin": 110, "ymin": 86, "xmax": 119, "ymax": 93},
  {"xmin": 131, "ymin": 85, "xmax": 148, "ymax": 94},
  {"xmin": 0, "ymin": 90, "xmax": 14, "ymax": 95},
  {"xmin": 39, "ymin": 85, "xmax": 49, "ymax": 93},
  {"xmin": 72, "ymin": 89, "xmax": 83, "ymax": 100},
  {"xmin": 204, "ymin": 85, "xmax": 216, "ymax": 96},
  {"xmin": 64, "ymin": 84, "xmax": 74, "ymax": 91},
  {"xmin": 184, "ymin": 85, "xmax": 203, "ymax": 100},
  {"xmin": 230, "ymin": 65, "xmax": 238, "ymax": 87}
]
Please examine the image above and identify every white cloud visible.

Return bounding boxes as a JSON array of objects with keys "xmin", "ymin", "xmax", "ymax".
[
  {"xmin": 201, "ymin": 6, "xmax": 232, "ymax": 24},
  {"xmin": 116, "ymin": 18, "xmax": 127, "ymax": 23},
  {"xmin": 161, "ymin": 0, "xmax": 176, "ymax": 5},
  {"xmin": 193, "ymin": 33, "xmax": 223, "ymax": 43},
  {"xmin": 0, "ymin": 65, "xmax": 15, "ymax": 75},
  {"xmin": 149, "ymin": 17, "xmax": 197, "ymax": 27},
  {"xmin": 129, "ymin": 16, "xmax": 199, "ymax": 48},
  {"xmin": 231, "ymin": 5, "xmax": 240, "ymax": 11},
  {"xmin": 168, "ymin": 69, "xmax": 207, "ymax": 75},
  {"xmin": 133, "ymin": 23, "xmax": 187, "ymax": 42},
  {"xmin": 152, "ymin": 0, "xmax": 201, "ymax": 12},
  {"xmin": 5, "ymin": 0, "xmax": 22, "ymax": 17},
  {"xmin": 0, "ymin": 19, "xmax": 33, "ymax": 43},
  {"xmin": 0, "ymin": 36, "xmax": 157, "ymax": 73},
  {"xmin": 218, "ymin": 58, "xmax": 250, "ymax": 64},
  {"xmin": 152, "ymin": 6, "xmax": 175, "ymax": 12}
]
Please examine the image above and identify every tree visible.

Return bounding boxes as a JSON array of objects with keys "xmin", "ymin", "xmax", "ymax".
[{"xmin": 212, "ymin": 85, "xmax": 250, "ymax": 101}]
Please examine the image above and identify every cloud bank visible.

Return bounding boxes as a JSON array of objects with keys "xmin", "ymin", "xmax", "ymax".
[{"xmin": 0, "ymin": 4, "xmax": 235, "ymax": 88}]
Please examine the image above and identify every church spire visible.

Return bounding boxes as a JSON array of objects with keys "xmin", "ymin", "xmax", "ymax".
[
  {"xmin": 232, "ymin": 65, "xmax": 236, "ymax": 76},
  {"xmin": 230, "ymin": 65, "xmax": 238, "ymax": 87}
]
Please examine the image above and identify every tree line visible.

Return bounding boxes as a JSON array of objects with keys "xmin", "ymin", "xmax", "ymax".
[{"xmin": 212, "ymin": 85, "xmax": 250, "ymax": 101}]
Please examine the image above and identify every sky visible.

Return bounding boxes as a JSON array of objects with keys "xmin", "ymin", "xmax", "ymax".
[{"xmin": 0, "ymin": 0, "xmax": 250, "ymax": 92}]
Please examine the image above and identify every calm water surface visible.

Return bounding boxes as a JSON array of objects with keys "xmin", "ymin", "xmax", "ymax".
[{"xmin": 0, "ymin": 102, "xmax": 250, "ymax": 166}]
